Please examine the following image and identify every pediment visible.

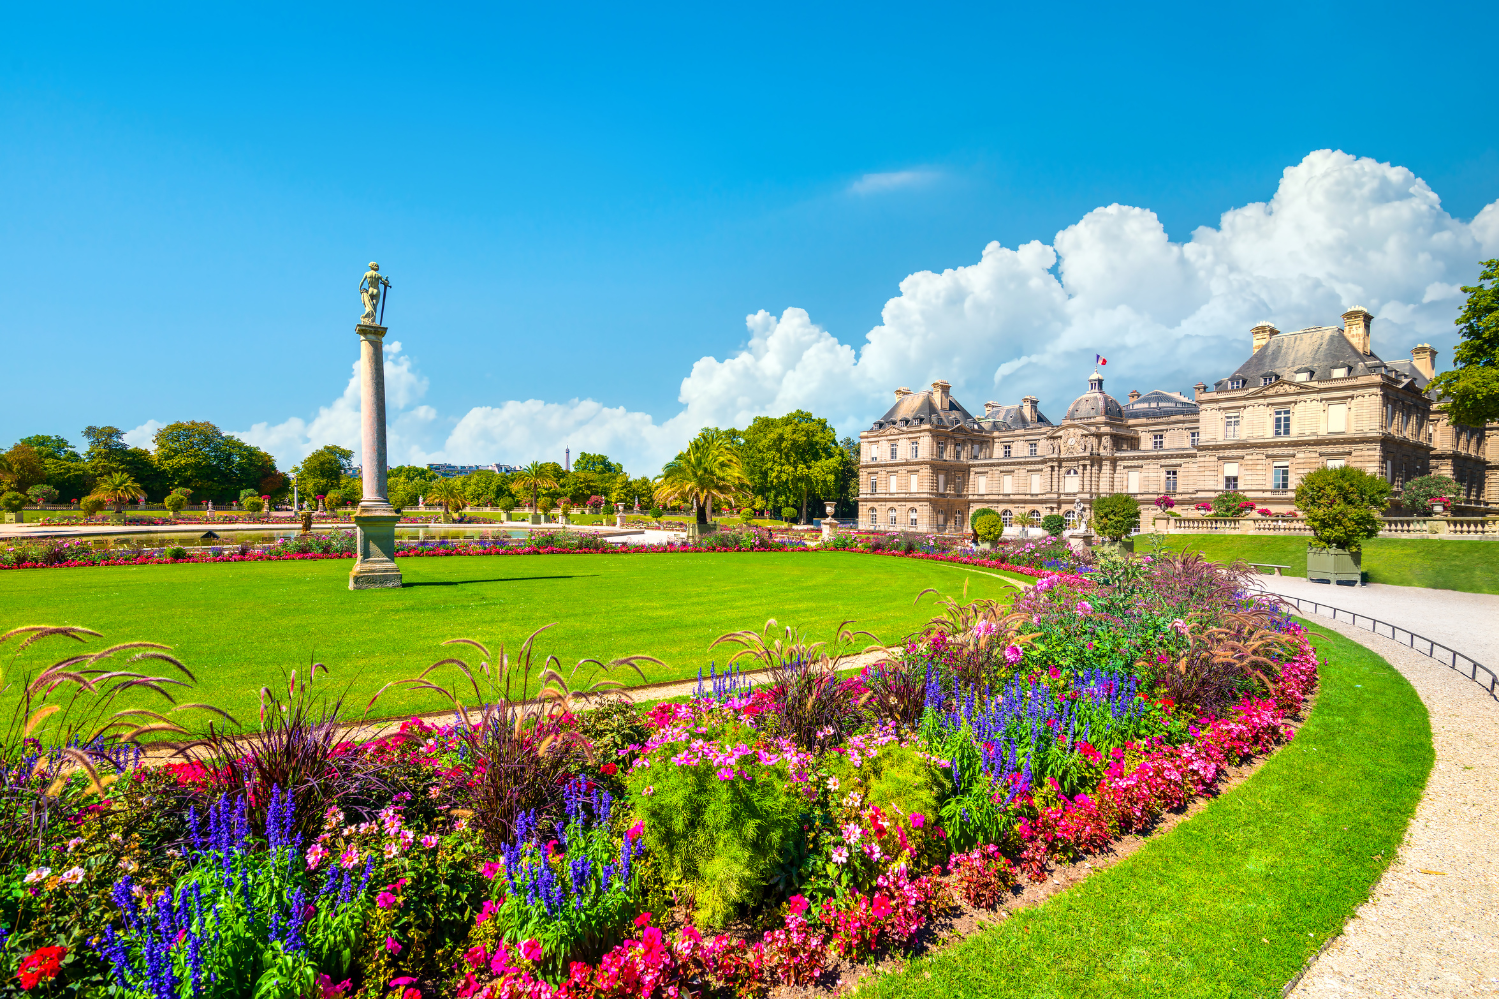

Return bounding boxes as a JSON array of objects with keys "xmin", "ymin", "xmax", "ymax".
[{"xmin": 1245, "ymin": 380, "xmax": 1312, "ymax": 398}]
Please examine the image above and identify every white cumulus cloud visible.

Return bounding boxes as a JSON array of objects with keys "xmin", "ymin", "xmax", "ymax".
[{"xmin": 220, "ymin": 149, "xmax": 1498, "ymax": 477}]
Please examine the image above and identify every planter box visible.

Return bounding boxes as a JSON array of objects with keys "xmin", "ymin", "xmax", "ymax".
[
  {"xmin": 2, "ymin": 511, "xmax": 23, "ymax": 524},
  {"xmin": 1096, "ymin": 537, "xmax": 1134, "ymax": 557},
  {"xmin": 1307, "ymin": 545, "xmax": 1362, "ymax": 585},
  {"xmin": 685, "ymin": 522, "xmax": 719, "ymax": 540}
]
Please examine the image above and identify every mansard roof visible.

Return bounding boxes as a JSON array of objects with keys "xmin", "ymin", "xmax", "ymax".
[
  {"xmin": 978, "ymin": 404, "xmax": 1053, "ymax": 432},
  {"xmin": 1122, "ymin": 389, "xmax": 1199, "ymax": 420},
  {"xmin": 1214, "ymin": 327, "xmax": 1381, "ymax": 389},
  {"xmin": 871, "ymin": 386, "xmax": 979, "ymax": 430}
]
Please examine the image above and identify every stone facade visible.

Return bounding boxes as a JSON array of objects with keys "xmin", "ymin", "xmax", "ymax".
[{"xmin": 857, "ymin": 310, "xmax": 1491, "ymax": 533}]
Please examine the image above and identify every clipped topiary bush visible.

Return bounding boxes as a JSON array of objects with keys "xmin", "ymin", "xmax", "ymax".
[
  {"xmin": 1091, "ymin": 493, "xmax": 1140, "ymax": 541},
  {"xmin": 1296, "ymin": 464, "xmax": 1390, "ymax": 552},
  {"xmin": 0, "ymin": 492, "xmax": 27, "ymax": 514},
  {"xmin": 1041, "ymin": 513, "xmax": 1065, "ymax": 536}
]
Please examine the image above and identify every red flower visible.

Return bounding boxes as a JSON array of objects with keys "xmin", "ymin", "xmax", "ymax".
[
  {"xmin": 17, "ymin": 946, "xmax": 67, "ymax": 990},
  {"xmin": 600, "ymin": 762, "xmax": 617, "ymax": 776},
  {"xmin": 871, "ymin": 894, "xmax": 893, "ymax": 919}
]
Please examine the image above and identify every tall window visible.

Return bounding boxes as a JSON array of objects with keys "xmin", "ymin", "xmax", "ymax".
[
  {"xmin": 868, "ymin": 474, "xmax": 877, "ymax": 494},
  {"xmin": 908, "ymin": 508, "xmax": 918, "ymax": 528},
  {"xmin": 909, "ymin": 473, "xmax": 919, "ymax": 493},
  {"xmin": 1165, "ymin": 469, "xmax": 1177, "ymax": 493},
  {"xmin": 1126, "ymin": 470, "xmax": 1141, "ymax": 493},
  {"xmin": 889, "ymin": 442, "xmax": 898, "ymax": 459},
  {"xmin": 975, "ymin": 474, "xmax": 987, "ymax": 493},
  {"xmin": 1152, "ymin": 433, "xmax": 1164, "ymax": 450},
  {"xmin": 1385, "ymin": 459, "xmax": 1393, "ymax": 482},
  {"xmin": 1002, "ymin": 444, "xmax": 1012, "ymax": 458},
  {"xmin": 1063, "ymin": 468, "xmax": 1079, "ymax": 493},
  {"xmin": 869, "ymin": 507, "xmax": 878, "ymax": 525},
  {"xmin": 1386, "ymin": 404, "xmax": 1394, "ymax": 429},
  {"xmin": 888, "ymin": 508, "xmax": 897, "ymax": 526},
  {"xmin": 1272, "ymin": 463, "xmax": 1290, "ymax": 490},
  {"xmin": 937, "ymin": 442, "xmax": 946, "ymax": 459},
  {"xmin": 867, "ymin": 443, "xmax": 875, "ymax": 461},
  {"xmin": 1063, "ymin": 510, "xmax": 1076, "ymax": 526},
  {"xmin": 1189, "ymin": 431, "xmax": 1199, "ymax": 448},
  {"xmin": 1224, "ymin": 413, "xmax": 1240, "ymax": 440},
  {"xmin": 1028, "ymin": 473, "xmax": 1041, "ymax": 494},
  {"xmin": 910, "ymin": 442, "xmax": 919, "ymax": 459},
  {"xmin": 937, "ymin": 473, "xmax": 946, "ymax": 493},
  {"xmin": 1273, "ymin": 408, "xmax": 1291, "ymax": 436},
  {"xmin": 1223, "ymin": 462, "xmax": 1239, "ymax": 491},
  {"xmin": 1001, "ymin": 510, "xmax": 1012, "ymax": 526},
  {"xmin": 937, "ymin": 509, "xmax": 946, "ymax": 527},
  {"xmin": 1327, "ymin": 402, "xmax": 1347, "ymax": 433},
  {"xmin": 1027, "ymin": 441, "xmax": 1037, "ymax": 457},
  {"xmin": 889, "ymin": 474, "xmax": 898, "ymax": 494}
]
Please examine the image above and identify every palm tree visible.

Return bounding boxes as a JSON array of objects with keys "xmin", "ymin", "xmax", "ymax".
[
  {"xmin": 654, "ymin": 436, "xmax": 750, "ymax": 525},
  {"xmin": 427, "ymin": 477, "xmax": 468, "ymax": 523},
  {"xmin": 91, "ymin": 472, "xmax": 145, "ymax": 524},
  {"xmin": 511, "ymin": 462, "xmax": 557, "ymax": 514}
]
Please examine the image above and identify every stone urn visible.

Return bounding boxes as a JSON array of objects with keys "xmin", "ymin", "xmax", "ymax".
[
  {"xmin": 615, "ymin": 502, "xmax": 626, "ymax": 528},
  {"xmin": 821, "ymin": 501, "xmax": 838, "ymax": 541},
  {"xmin": 1430, "ymin": 499, "xmax": 1447, "ymax": 515}
]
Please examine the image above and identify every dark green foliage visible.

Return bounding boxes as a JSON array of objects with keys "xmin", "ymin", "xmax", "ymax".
[
  {"xmin": 1296, "ymin": 465, "xmax": 1390, "ymax": 552},
  {"xmin": 1210, "ymin": 490, "xmax": 1251, "ymax": 516},
  {"xmin": 1091, "ymin": 493, "xmax": 1139, "ymax": 541},
  {"xmin": 1399, "ymin": 474, "xmax": 1460, "ymax": 514},
  {"xmin": 1428, "ymin": 258, "xmax": 1499, "ymax": 427},
  {"xmin": 1040, "ymin": 514, "xmax": 1065, "ymax": 536},
  {"xmin": 0, "ymin": 491, "xmax": 25, "ymax": 513}
]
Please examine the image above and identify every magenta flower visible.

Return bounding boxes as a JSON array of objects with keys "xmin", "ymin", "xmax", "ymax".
[
  {"xmin": 1004, "ymin": 645, "xmax": 1023, "ymax": 666},
  {"xmin": 1075, "ymin": 600, "xmax": 1093, "ymax": 615},
  {"xmin": 871, "ymin": 894, "xmax": 893, "ymax": 919},
  {"xmin": 519, "ymin": 938, "xmax": 543, "ymax": 962},
  {"xmin": 788, "ymin": 894, "xmax": 809, "ymax": 915},
  {"xmin": 627, "ymin": 821, "xmax": 644, "ymax": 840},
  {"xmin": 481, "ymin": 861, "xmax": 502, "ymax": 880},
  {"xmin": 384, "ymin": 936, "xmax": 402, "ymax": 955},
  {"xmin": 910, "ymin": 812, "xmax": 925, "ymax": 829}
]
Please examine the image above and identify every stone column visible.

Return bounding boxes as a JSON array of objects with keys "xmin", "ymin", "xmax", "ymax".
[{"xmin": 350, "ymin": 322, "xmax": 403, "ymax": 589}]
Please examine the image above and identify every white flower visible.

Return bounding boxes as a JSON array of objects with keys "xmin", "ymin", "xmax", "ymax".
[
  {"xmin": 642, "ymin": 785, "xmax": 655, "ymax": 796},
  {"xmin": 831, "ymin": 846, "xmax": 849, "ymax": 865},
  {"xmin": 117, "ymin": 857, "xmax": 138, "ymax": 873},
  {"xmin": 842, "ymin": 823, "xmax": 863, "ymax": 845},
  {"xmin": 23, "ymin": 867, "xmax": 51, "ymax": 885},
  {"xmin": 65, "ymin": 837, "xmax": 84, "ymax": 853},
  {"xmin": 108, "ymin": 832, "xmax": 123, "ymax": 844},
  {"xmin": 825, "ymin": 777, "xmax": 840, "ymax": 791},
  {"xmin": 58, "ymin": 866, "xmax": 85, "ymax": 885}
]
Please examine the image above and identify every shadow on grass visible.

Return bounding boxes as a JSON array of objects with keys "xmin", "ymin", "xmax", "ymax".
[
  {"xmin": 866, "ymin": 624, "xmax": 1433, "ymax": 999},
  {"xmin": 402, "ymin": 575, "xmax": 599, "ymax": 587}
]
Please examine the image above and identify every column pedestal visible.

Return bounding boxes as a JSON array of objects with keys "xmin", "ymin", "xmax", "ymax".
[{"xmin": 351, "ymin": 508, "xmax": 403, "ymax": 588}]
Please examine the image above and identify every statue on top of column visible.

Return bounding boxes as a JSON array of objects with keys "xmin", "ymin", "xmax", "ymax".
[{"xmin": 360, "ymin": 262, "xmax": 391, "ymax": 326}]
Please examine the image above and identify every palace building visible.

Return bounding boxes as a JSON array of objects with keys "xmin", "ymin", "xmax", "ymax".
[{"xmin": 857, "ymin": 309, "xmax": 1495, "ymax": 533}]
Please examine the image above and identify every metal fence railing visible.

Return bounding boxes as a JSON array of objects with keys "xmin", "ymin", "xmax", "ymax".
[{"xmin": 1274, "ymin": 594, "xmax": 1498, "ymax": 701}]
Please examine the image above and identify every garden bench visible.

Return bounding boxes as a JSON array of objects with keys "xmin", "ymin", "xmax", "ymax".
[{"xmin": 1247, "ymin": 562, "xmax": 1290, "ymax": 576}]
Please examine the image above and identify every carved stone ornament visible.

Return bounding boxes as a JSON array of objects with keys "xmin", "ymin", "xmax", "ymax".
[{"xmin": 1060, "ymin": 426, "xmax": 1086, "ymax": 456}]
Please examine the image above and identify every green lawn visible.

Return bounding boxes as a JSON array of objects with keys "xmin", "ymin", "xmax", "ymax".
[
  {"xmin": 1155, "ymin": 533, "xmax": 1499, "ymax": 594},
  {"xmin": 867, "ymin": 624, "xmax": 1432, "ymax": 999},
  {"xmin": 0, "ymin": 552, "xmax": 1024, "ymax": 732}
]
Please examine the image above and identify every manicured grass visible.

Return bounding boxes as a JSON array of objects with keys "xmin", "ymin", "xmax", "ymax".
[
  {"xmin": 867, "ymin": 625, "xmax": 1432, "ymax": 999},
  {"xmin": 0, "ymin": 552, "xmax": 1024, "ymax": 732},
  {"xmin": 1154, "ymin": 533, "xmax": 1499, "ymax": 594}
]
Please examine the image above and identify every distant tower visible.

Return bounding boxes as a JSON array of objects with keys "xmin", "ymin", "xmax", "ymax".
[{"xmin": 564, "ymin": 447, "xmax": 570, "ymax": 472}]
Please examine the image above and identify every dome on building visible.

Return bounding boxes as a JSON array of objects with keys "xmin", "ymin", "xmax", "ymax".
[
  {"xmin": 1063, "ymin": 371, "xmax": 1124, "ymax": 421},
  {"xmin": 1121, "ymin": 389, "xmax": 1200, "ymax": 420}
]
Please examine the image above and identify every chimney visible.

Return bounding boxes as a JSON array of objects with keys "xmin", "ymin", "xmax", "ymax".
[
  {"xmin": 1410, "ymin": 343, "xmax": 1437, "ymax": 380},
  {"xmin": 1251, "ymin": 321, "xmax": 1279, "ymax": 353},
  {"xmin": 930, "ymin": 380, "xmax": 951, "ymax": 410},
  {"xmin": 1021, "ymin": 395, "xmax": 1039, "ymax": 423},
  {"xmin": 894, "ymin": 387, "xmax": 912, "ymax": 402},
  {"xmin": 1128, "ymin": 389, "xmax": 1141, "ymax": 403},
  {"xmin": 1342, "ymin": 306, "xmax": 1373, "ymax": 355},
  {"xmin": 1193, "ymin": 381, "xmax": 1207, "ymax": 400},
  {"xmin": 984, "ymin": 401, "xmax": 1000, "ymax": 418}
]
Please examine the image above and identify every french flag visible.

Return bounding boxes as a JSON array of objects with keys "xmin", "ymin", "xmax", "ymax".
[{"xmin": 1095, "ymin": 354, "xmax": 1108, "ymax": 366}]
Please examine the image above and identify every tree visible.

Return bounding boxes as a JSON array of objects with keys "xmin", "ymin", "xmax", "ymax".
[
  {"xmin": 83, "ymin": 426, "xmax": 160, "ymax": 497},
  {"xmin": 1092, "ymin": 494, "xmax": 1140, "ymax": 541},
  {"xmin": 512, "ymin": 461, "xmax": 558, "ymax": 512},
  {"xmin": 388, "ymin": 480, "xmax": 419, "ymax": 512},
  {"xmin": 91, "ymin": 471, "xmax": 146, "ymax": 522},
  {"xmin": 1041, "ymin": 514, "xmax": 1066, "ymax": 537},
  {"xmin": 1295, "ymin": 465, "xmax": 1390, "ymax": 552},
  {"xmin": 0, "ymin": 492, "xmax": 25, "ymax": 515},
  {"xmin": 294, "ymin": 444, "xmax": 354, "ymax": 500},
  {"xmin": 27, "ymin": 484, "xmax": 59, "ymax": 506},
  {"xmin": 654, "ymin": 435, "xmax": 750, "ymax": 525},
  {"xmin": 740, "ymin": 411, "xmax": 841, "ymax": 524},
  {"xmin": 462, "ymin": 470, "xmax": 506, "ymax": 507},
  {"xmin": 79, "ymin": 495, "xmax": 105, "ymax": 519},
  {"xmin": 573, "ymin": 452, "xmax": 624, "ymax": 476},
  {"xmin": 153, "ymin": 421, "xmax": 277, "ymax": 501},
  {"xmin": 163, "ymin": 492, "xmax": 187, "ymax": 517},
  {"xmin": 974, "ymin": 512, "xmax": 1005, "ymax": 544},
  {"xmin": 428, "ymin": 478, "xmax": 469, "ymax": 521},
  {"xmin": 1, "ymin": 444, "xmax": 47, "ymax": 493},
  {"xmin": 1428, "ymin": 259, "xmax": 1499, "ymax": 427},
  {"xmin": 1400, "ymin": 474, "xmax": 1461, "ymax": 515}
]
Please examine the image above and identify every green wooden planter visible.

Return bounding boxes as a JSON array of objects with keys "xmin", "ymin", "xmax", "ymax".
[{"xmin": 1307, "ymin": 545, "xmax": 1362, "ymax": 585}]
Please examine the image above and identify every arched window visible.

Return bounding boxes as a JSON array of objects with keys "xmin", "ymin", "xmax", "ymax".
[
  {"xmin": 1063, "ymin": 510, "xmax": 1076, "ymax": 526},
  {"xmin": 1030, "ymin": 510, "xmax": 1041, "ymax": 521},
  {"xmin": 869, "ymin": 507, "xmax": 878, "ymax": 526},
  {"xmin": 888, "ymin": 508, "xmax": 897, "ymax": 526},
  {"xmin": 1001, "ymin": 509, "xmax": 1012, "ymax": 526},
  {"xmin": 908, "ymin": 508, "xmax": 919, "ymax": 528},
  {"xmin": 1063, "ymin": 468, "xmax": 1080, "ymax": 494}
]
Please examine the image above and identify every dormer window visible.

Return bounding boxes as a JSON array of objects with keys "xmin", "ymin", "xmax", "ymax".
[
  {"xmin": 1229, "ymin": 379, "xmax": 1245, "ymax": 390},
  {"xmin": 1331, "ymin": 366, "xmax": 1350, "ymax": 378},
  {"xmin": 1261, "ymin": 374, "xmax": 1278, "ymax": 386},
  {"xmin": 1293, "ymin": 369, "xmax": 1312, "ymax": 382}
]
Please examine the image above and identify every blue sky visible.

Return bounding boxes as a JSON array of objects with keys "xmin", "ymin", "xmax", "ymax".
[{"xmin": 3, "ymin": 2, "xmax": 1497, "ymax": 473}]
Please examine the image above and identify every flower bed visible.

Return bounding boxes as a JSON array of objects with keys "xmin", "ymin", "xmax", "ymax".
[{"xmin": 0, "ymin": 553, "xmax": 1312, "ymax": 997}]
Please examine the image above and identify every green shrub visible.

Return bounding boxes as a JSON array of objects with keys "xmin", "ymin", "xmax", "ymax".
[
  {"xmin": 1041, "ymin": 514, "xmax": 1065, "ymax": 537},
  {"xmin": 1296, "ymin": 465, "xmax": 1390, "ymax": 553},
  {"xmin": 79, "ymin": 496, "xmax": 105, "ymax": 518},
  {"xmin": 242, "ymin": 496, "xmax": 264, "ymax": 514},
  {"xmin": 626, "ymin": 737, "xmax": 803, "ymax": 928},
  {"xmin": 1091, "ymin": 493, "xmax": 1139, "ymax": 541},
  {"xmin": 969, "ymin": 508, "xmax": 998, "ymax": 529},
  {"xmin": 780, "ymin": 506, "xmax": 799, "ymax": 522},
  {"xmin": 1399, "ymin": 474, "xmax": 1460, "ymax": 515},
  {"xmin": 648, "ymin": 506, "xmax": 664, "ymax": 520},
  {"xmin": 974, "ymin": 513, "xmax": 1005, "ymax": 544},
  {"xmin": 163, "ymin": 492, "xmax": 187, "ymax": 516},
  {"xmin": 0, "ymin": 491, "xmax": 26, "ymax": 513},
  {"xmin": 164, "ymin": 545, "xmax": 188, "ymax": 560},
  {"xmin": 26, "ymin": 484, "xmax": 58, "ymax": 505},
  {"xmin": 1210, "ymin": 490, "xmax": 1250, "ymax": 517}
]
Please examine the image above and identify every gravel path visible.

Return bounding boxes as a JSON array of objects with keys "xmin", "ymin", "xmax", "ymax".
[{"xmin": 1288, "ymin": 615, "xmax": 1499, "ymax": 997}]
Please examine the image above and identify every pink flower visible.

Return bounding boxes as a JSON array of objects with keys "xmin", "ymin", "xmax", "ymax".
[
  {"xmin": 481, "ymin": 861, "xmax": 503, "ymax": 880},
  {"xmin": 421, "ymin": 834, "xmax": 439, "ymax": 849},
  {"xmin": 788, "ymin": 894, "xmax": 809, "ymax": 915},
  {"xmin": 384, "ymin": 936, "xmax": 402, "ymax": 955},
  {"xmin": 337, "ymin": 846, "xmax": 360, "ymax": 869},
  {"xmin": 476, "ymin": 899, "xmax": 501, "ymax": 926},
  {"xmin": 315, "ymin": 973, "xmax": 352, "ymax": 998},
  {"xmin": 1004, "ymin": 644, "xmax": 1023, "ymax": 666},
  {"xmin": 305, "ymin": 843, "xmax": 329, "ymax": 870},
  {"xmin": 1075, "ymin": 600, "xmax": 1093, "ymax": 615},
  {"xmin": 627, "ymin": 821, "xmax": 644, "ymax": 840},
  {"xmin": 909, "ymin": 812, "xmax": 925, "ymax": 829},
  {"xmin": 519, "ymin": 938, "xmax": 543, "ymax": 962},
  {"xmin": 871, "ymin": 894, "xmax": 892, "ymax": 919},
  {"xmin": 376, "ymin": 891, "xmax": 398, "ymax": 909},
  {"xmin": 389, "ymin": 979, "xmax": 418, "ymax": 988},
  {"xmin": 633, "ymin": 911, "xmax": 653, "ymax": 928}
]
